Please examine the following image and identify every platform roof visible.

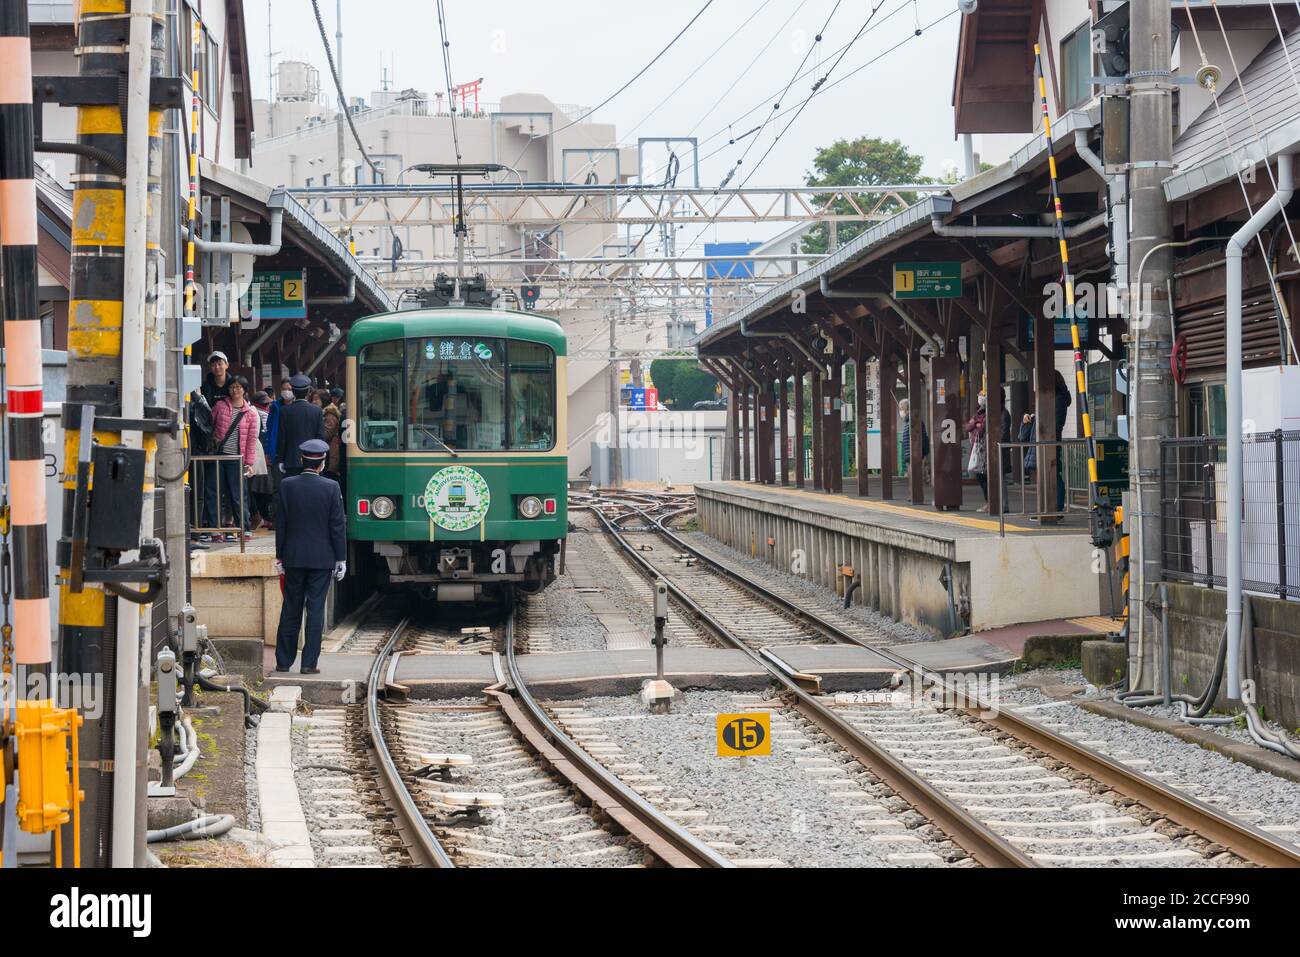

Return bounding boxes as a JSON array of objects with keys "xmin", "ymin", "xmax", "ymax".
[{"xmin": 695, "ymin": 106, "xmax": 1101, "ymax": 356}]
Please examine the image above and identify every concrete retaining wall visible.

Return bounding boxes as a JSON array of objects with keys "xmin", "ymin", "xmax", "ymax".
[
  {"xmin": 1166, "ymin": 583, "xmax": 1300, "ymax": 730},
  {"xmin": 190, "ymin": 546, "xmax": 336, "ymax": 646},
  {"xmin": 697, "ymin": 489, "xmax": 965, "ymax": 636},
  {"xmin": 695, "ymin": 484, "xmax": 1102, "ymax": 636}
]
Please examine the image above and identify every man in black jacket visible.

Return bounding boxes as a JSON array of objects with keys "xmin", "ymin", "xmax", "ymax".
[
  {"xmin": 276, "ymin": 373, "xmax": 325, "ymax": 476},
  {"xmin": 273, "ymin": 440, "xmax": 346, "ymax": 674}
]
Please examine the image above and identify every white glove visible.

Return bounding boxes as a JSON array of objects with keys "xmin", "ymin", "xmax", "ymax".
[
  {"xmin": 333, "ymin": 561, "xmax": 347, "ymax": 581},
  {"xmin": 273, "ymin": 560, "xmax": 284, "ymax": 576}
]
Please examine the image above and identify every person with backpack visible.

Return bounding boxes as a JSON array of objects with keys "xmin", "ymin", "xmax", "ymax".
[{"xmin": 209, "ymin": 376, "xmax": 260, "ymax": 541}]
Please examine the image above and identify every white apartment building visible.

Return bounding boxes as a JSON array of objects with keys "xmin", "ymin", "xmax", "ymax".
[{"xmin": 251, "ymin": 64, "xmax": 653, "ymax": 478}]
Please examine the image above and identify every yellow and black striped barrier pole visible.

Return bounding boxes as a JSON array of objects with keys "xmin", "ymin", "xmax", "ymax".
[{"xmin": 1033, "ymin": 44, "xmax": 1115, "ymax": 548}]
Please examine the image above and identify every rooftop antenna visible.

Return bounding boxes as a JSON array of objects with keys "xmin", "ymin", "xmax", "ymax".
[{"xmin": 266, "ymin": 0, "xmax": 279, "ymax": 132}]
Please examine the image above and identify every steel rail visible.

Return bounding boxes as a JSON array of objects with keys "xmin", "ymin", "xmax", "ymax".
[
  {"xmin": 497, "ymin": 609, "xmax": 732, "ymax": 868},
  {"xmin": 583, "ymin": 503, "xmax": 1034, "ymax": 868},
  {"xmin": 366, "ymin": 616, "xmax": 457, "ymax": 869},
  {"xmin": 631, "ymin": 500, "xmax": 1300, "ymax": 869}
]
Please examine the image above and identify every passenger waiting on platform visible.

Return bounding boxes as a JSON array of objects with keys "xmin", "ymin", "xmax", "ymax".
[
  {"xmin": 209, "ymin": 376, "xmax": 260, "ymax": 541},
  {"xmin": 249, "ymin": 391, "xmax": 276, "ymax": 529},
  {"xmin": 317, "ymin": 390, "xmax": 343, "ymax": 482},
  {"xmin": 898, "ymin": 398, "xmax": 930, "ymax": 484},
  {"xmin": 1019, "ymin": 413, "xmax": 1037, "ymax": 483},
  {"xmin": 965, "ymin": 395, "xmax": 990, "ymax": 511},
  {"xmin": 276, "ymin": 374, "xmax": 326, "ymax": 476},
  {"xmin": 1054, "ymin": 371, "xmax": 1072, "ymax": 512},
  {"xmin": 273, "ymin": 439, "xmax": 347, "ymax": 675},
  {"xmin": 197, "ymin": 351, "xmax": 233, "ymax": 534}
]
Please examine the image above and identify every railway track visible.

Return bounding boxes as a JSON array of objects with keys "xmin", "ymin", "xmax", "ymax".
[
  {"xmin": 579, "ymin": 491, "xmax": 1300, "ymax": 868},
  {"xmin": 322, "ymin": 602, "xmax": 730, "ymax": 867}
]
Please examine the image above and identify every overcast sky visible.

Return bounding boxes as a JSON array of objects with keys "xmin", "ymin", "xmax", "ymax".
[{"xmin": 246, "ymin": 0, "xmax": 963, "ymax": 246}]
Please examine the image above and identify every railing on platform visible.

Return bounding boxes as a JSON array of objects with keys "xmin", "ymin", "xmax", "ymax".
[
  {"xmin": 996, "ymin": 438, "xmax": 1092, "ymax": 535},
  {"xmin": 1159, "ymin": 430, "xmax": 1300, "ymax": 599},
  {"xmin": 190, "ymin": 453, "xmax": 248, "ymax": 554}
]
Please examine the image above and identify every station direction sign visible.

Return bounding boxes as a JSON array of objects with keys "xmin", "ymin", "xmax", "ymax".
[
  {"xmin": 893, "ymin": 261, "xmax": 961, "ymax": 300},
  {"xmin": 245, "ymin": 269, "xmax": 307, "ymax": 319}
]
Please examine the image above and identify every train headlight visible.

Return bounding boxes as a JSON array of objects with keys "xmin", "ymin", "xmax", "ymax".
[
  {"xmin": 371, "ymin": 496, "xmax": 396, "ymax": 519},
  {"xmin": 518, "ymin": 496, "xmax": 543, "ymax": 519}
]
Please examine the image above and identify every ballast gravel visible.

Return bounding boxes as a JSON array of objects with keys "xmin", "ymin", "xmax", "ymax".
[
  {"xmin": 681, "ymin": 530, "xmax": 936, "ymax": 645},
  {"xmin": 528, "ymin": 562, "xmax": 612, "ymax": 652},
  {"xmin": 554, "ymin": 689, "xmax": 961, "ymax": 867},
  {"xmin": 1001, "ymin": 673, "xmax": 1300, "ymax": 845}
]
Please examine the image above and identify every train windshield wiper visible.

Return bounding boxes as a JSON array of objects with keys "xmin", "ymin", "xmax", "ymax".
[{"xmin": 416, "ymin": 424, "xmax": 458, "ymax": 457}]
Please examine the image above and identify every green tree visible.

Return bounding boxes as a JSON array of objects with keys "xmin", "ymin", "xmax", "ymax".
[
  {"xmin": 650, "ymin": 358, "xmax": 718, "ymax": 409},
  {"xmin": 802, "ymin": 137, "xmax": 928, "ymax": 255}
]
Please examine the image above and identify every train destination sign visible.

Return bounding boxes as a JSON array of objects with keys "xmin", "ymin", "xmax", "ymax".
[
  {"xmin": 424, "ymin": 465, "xmax": 492, "ymax": 532},
  {"xmin": 893, "ymin": 261, "xmax": 961, "ymax": 300},
  {"xmin": 716, "ymin": 712, "xmax": 771, "ymax": 757}
]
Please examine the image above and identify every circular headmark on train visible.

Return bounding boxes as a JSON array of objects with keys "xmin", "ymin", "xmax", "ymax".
[{"xmin": 424, "ymin": 465, "xmax": 491, "ymax": 531}]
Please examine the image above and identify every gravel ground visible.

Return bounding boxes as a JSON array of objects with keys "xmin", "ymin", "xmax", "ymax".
[
  {"xmin": 1000, "ymin": 673, "xmax": 1300, "ymax": 844},
  {"xmin": 681, "ymin": 530, "xmax": 936, "ymax": 645},
  {"xmin": 244, "ymin": 724, "xmax": 261, "ymax": 832},
  {"xmin": 1010, "ymin": 666, "xmax": 1300, "ymax": 761},
  {"xmin": 528, "ymin": 559, "xmax": 612, "ymax": 652},
  {"xmin": 556, "ymin": 690, "xmax": 962, "ymax": 867},
  {"xmin": 390, "ymin": 700, "xmax": 645, "ymax": 866}
]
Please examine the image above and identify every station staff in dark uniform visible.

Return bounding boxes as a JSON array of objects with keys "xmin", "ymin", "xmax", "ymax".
[
  {"xmin": 273, "ymin": 439, "xmax": 347, "ymax": 674},
  {"xmin": 276, "ymin": 373, "xmax": 325, "ymax": 476}
]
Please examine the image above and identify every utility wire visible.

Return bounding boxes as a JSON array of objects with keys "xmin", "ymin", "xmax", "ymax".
[
  {"xmin": 435, "ymin": 0, "xmax": 462, "ymax": 163},
  {"xmin": 309, "ymin": 0, "xmax": 402, "ymax": 256},
  {"xmin": 689, "ymin": 1, "xmax": 913, "ymax": 169},
  {"xmin": 507, "ymin": 0, "xmax": 717, "ymax": 170},
  {"xmin": 680, "ymin": 4, "xmax": 951, "ymax": 257}
]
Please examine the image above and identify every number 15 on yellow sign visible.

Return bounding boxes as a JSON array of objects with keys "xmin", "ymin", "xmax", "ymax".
[{"xmin": 716, "ymin": 712, "xmax": 771, "ymax": 757}]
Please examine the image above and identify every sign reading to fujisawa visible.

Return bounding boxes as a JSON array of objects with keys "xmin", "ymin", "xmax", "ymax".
[
  {"xmin": 716, "ymin": 712, "xmax": 771, "ymax": 757},
  {"xmin": 893, "ymin": 261, "xmax": 961, "ymax": 300},
  {"xmin": 424, "ymin": 466, "xmax": 491, "ymax": 531}
]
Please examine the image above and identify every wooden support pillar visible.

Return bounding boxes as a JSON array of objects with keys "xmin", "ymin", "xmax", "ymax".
[
  {"xmin": 907, "ymin": 340, "xmax": 924, "ymax": 505},
  {"xmin": 811, "ymin": 367, "xmax": 823, "ymax": 490},
  {"xmin": 794, "ymin": 364, "xmax": 806, "ymax": 488},
  {"xmin": 757, "ymin": 379, "xmax": 773, "ymax": 484},
  {"xmin": 778, "ymin": 368, "xmax": 790, "ymax": 486},
  {"xmin": 727, "ymin": 373, "xmax": 741, "ymax": 480},
  {"xmin": 1034, "ymin": 309, "xmax": 1058, "ymax": 518},
  {"xmin": 855, "ymin": 349, "xmax": 870, "ymax": 498},
  {"xmin": 880, "ymin": 351, "xmax": 896, "ymax": 501},
  {"xmin": 828, "ymin": 355, "xmax": 843, "ymax": 493},
  {"xmin": 986, "ymin": 332, "xmax": 1005, "ymax": 517},
  {"xmin": 742, "ymin": 382, "xmax": 752, "ymax": 482}
]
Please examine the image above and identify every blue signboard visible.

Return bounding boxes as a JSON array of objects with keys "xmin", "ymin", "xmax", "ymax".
[
  {"xmin": 704, "ymin": 241, "xmax": 761, "ymax": 326},
  {"xmin": 621, "ymin": 386, "xmax": 646, "ymax": 411}
]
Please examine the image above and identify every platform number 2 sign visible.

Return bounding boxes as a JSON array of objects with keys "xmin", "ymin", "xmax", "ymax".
[{"xmin": 716, "ymin": 712, "xmax": 771, "ymax": 757}]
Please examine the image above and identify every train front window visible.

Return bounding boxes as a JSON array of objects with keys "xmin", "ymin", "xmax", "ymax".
[
  {"xmin": 407, "ymin": 337, "xmax": 507, "ymax": 451},
  {"xmin": 509, "ymin": 341, "xmax": 555, "ymax": 450},
  {"xmin": 357, "ymin": 337, "xmax": 557, "ymax": 452}
]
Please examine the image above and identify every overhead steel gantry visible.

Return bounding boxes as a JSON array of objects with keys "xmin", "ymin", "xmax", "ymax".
[{"xmin": 288, "ymin": 182, "xmax": 949, "ymax": 229}]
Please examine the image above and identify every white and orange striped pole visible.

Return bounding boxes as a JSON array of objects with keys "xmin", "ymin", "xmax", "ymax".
[{"xmin": 0, "ymin": 0, "xmax": 53, "ymax": 686}]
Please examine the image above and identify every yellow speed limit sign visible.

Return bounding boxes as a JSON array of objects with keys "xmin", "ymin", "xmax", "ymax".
[{"xmin": 716, "ymin": 712, "xmax": 771, "ymax": 757}]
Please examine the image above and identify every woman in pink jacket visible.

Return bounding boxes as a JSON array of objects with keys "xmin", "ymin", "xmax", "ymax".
[{"xmin": 210, "ymin": 376, "xmax": 261, "ymax": 540}]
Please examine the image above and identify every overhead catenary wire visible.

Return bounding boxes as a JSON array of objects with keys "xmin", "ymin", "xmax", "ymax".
[
  {"xmin": 309, "ymin": 0, "xmax": 401, "ymax": 255},
  {"xmin": 507, "ymin": 0, "xmax": 718, "ymax": 171},
  {"xmin": 679, "ymin": 4, "xmax": 952, "ymax": 258},
  {"xmin": 435, "ymin": 0, "xmax": 462, "ymax": 163}
]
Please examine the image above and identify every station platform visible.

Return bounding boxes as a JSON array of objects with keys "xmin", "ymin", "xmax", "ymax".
[
  {"xmin": 189, "ymin": 530, "xmax": 338, "ymax": 647},
  {"xmin": 694, "ymin": 481, "xmax": 1111, "ymax": 636},
  {"xmin": 263, "ymin": 634, "xmax": 1019, "ymax": 704}
]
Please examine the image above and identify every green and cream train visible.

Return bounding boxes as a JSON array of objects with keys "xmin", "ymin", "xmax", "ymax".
[{"xmin": 345, "ymin": 307, "xmax": 567, "ymax": 603}]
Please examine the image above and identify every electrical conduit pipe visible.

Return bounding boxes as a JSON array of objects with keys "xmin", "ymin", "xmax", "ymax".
[{"xmin": 1226, "ymin": 154, "xmax": 1293, "ymax": 701}]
